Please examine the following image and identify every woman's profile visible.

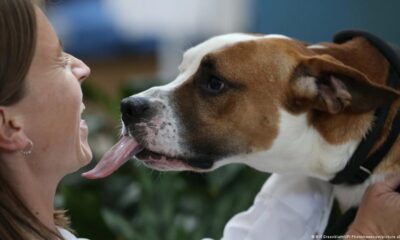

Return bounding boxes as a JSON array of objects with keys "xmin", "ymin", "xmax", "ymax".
[{"xmin": 0, "ymin": 0, "xmax": 91, "ymax": 239}]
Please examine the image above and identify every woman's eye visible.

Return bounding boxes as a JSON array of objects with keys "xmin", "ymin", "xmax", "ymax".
[{"xmin": 206, "ymin": 77, "xmax": 225, "ymax": 93}]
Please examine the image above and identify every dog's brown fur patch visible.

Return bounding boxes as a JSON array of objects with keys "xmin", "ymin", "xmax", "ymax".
[
  {"xmin": 287, "ymin": 38, "xmax": 392, "ymax": 143},
  {"xmin": 173, "ymin": 39, "xmax": 308, "ymax": 153},
  {"xmin": 297, "ymin": 37, "xmax": 400, "ymax": 174}
]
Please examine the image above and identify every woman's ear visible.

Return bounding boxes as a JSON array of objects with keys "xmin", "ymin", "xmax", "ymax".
[
  {"xmin": 0, "ymin": 108, "xmax": 29, "ymax": 152},
  {"xmin": 288, "ymin": 55, "xmax": 400, "ymax": 114}
]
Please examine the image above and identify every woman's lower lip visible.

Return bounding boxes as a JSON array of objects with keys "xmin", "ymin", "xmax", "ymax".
[
  {"xmin": 80, "ymin": 119, "xmax": 88, "ymax": 131},
  {"xmin": 80, "ymin": 119, "xmax": 89, "ymax": 139},
  {"xmin": 80, "ymin": 119, "xmax": 87, "ymax": 127}
]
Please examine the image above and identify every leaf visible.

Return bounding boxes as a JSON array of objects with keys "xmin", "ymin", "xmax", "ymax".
[{"xmin": 102, "ymin": 208, "xmax": 137, "ymax": 240}]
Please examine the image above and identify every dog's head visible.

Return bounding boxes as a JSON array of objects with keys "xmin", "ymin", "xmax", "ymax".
[{"xmin": 84, "ymin": 33, "xmax": 400, "ymax": 179}]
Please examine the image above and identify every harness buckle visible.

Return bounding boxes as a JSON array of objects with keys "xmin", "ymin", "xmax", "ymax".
[{"xmin": 359, "ymin": 166, "xmax": 372, "ymax": 175}]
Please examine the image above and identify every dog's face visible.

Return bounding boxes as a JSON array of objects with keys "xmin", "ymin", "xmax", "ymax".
[
  {"xmin": 119, "ymin": 33, "xmax": 399, "ymax": 178},
  {"xmin": 121, "ymin": 34, "xmax": 294, "ymax": 171}
]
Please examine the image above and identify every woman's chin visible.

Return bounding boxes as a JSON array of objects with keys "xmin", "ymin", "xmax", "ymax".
[
  {"xmin": 66, "ymin": 143, "xmax": 92, "ymax": 175},
  {"xmin": 76, "ymin": 120, "xmax": 93, "ymax": 168}
]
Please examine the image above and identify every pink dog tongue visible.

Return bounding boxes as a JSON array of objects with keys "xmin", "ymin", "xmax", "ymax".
[{"xmin": 82, "ymin": 136, "xmax": 143, "ymax": 179}]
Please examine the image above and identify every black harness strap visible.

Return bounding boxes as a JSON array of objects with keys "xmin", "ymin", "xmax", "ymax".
[
  {"xmin": 324, "ymin": 30, "xmax": 400, "ymax": 237},
  {"xmin": 326, "ymin": 185, "xmax": 400, "ymax": 237},
  {"xmin": 324, "ymin": 207, "xmax": 358, "ymax": 236}
]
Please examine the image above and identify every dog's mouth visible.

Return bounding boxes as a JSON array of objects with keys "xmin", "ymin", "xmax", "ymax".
[
  {"xmin": 136, "ymin": 148, "xmax": 215, "ymax": 171},
  {"xmin": 82, "ymin": 136, "xmax": 211, "ymax": 179},
  {"xmin": 136, "ymin": 148, "xmax": 178, "ymax": 162},
  {"xmin": 135, "ymin": 148, "xmax": 194, "ymax": 172}
]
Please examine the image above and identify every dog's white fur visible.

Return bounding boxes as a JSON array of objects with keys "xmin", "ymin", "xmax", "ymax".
[{"xmin": 213, "ymin": 110, "xmax": 359, "ymax": 180}]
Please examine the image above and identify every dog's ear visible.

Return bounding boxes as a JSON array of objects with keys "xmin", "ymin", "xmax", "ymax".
[{"xmin": 288, "ymin": 55, "xmax": 400, "ymax": 114}]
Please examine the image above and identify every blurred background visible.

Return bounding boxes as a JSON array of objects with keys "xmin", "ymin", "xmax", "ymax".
[{"xmin": 45, "ymin": 0, "xmax": 400, "ymax": 239}]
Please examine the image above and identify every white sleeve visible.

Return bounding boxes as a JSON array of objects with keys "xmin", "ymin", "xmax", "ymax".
[{"xmin": 209, "ymin": 174, "xmax": 334, "ymax": 240}]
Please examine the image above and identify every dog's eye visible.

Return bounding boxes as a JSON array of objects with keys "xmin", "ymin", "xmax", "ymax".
[{"xmin": 206, "ymin": 77, "xmax": 225, "ymax": 94}]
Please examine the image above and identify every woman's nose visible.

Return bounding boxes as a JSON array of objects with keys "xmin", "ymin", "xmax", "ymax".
[{"xmin": 71, "ymin": 57, "xmax": 91, "ymax": 83}]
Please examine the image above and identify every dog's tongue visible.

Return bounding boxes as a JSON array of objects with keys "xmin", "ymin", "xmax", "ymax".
[{"xmin": 82, "ymin": 136, "xmax": 143, "ymax": 179}]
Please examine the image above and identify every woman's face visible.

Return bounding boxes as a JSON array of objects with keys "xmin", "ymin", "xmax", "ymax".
[{"xmin": 14, "ymin": 8, "xmax": 92, "ymax": 176}]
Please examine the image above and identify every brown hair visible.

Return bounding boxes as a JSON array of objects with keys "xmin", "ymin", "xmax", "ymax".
[{"xmin": 0, "ymin": 0, "xmax": 69, "ymax": 239}]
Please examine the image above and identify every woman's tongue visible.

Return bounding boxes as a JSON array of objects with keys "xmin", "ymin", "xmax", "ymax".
[{"xmin": 82, "ymin": 136, "xmax": 143, "ymax": 179}]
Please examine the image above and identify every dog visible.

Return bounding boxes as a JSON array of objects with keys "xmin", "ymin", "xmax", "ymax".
[{"xmin": 84, "ymin": 31, "xmax": 400, "ymax": 213}]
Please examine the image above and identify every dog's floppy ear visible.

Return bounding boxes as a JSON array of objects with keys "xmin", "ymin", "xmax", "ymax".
[{"xmin": 288, "ymin": 55, "xmax": 400, "ymax": 114}]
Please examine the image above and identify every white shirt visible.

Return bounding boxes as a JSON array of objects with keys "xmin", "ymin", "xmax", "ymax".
[
  {"xmin": 57, "ymin": 228, "xmax": 89, "ymax": 240},
  {"xmin": 204, "ymin": 174, "xmax": 334, "ymax": 240}
]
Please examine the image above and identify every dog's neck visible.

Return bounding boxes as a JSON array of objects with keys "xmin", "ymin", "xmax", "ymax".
[{"xmin": 292, "ymin": 37, "xmax": 400, "ymax": 209}]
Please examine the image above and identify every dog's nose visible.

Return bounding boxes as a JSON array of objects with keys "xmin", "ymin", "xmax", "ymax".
[{"xmin": 121, "ymin": 97, "xmax": 151, "ymax": 124}]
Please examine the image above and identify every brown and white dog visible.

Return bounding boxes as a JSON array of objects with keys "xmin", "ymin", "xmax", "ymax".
[{"xmin": 84, "ymin": 33, "xmax": 400, "ymax": 211}]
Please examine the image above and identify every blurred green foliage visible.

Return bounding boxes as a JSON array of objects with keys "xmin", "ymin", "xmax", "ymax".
[{"xmin": 57, "ymin": 79, "xmax": 269, "ymax": 240}]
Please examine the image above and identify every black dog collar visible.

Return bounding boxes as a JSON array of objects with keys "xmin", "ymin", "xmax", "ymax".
[
  {"xmin": 329, "ymin": 30, "xmax": 400, "ymax": 186},
  {"xmin": 324, "ymin": 30, "xmax": 400, "ymax": 237}
]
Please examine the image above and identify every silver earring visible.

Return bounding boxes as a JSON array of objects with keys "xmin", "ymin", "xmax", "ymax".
[{"xmin": 21, "ymin": 140, "xmax": 34, "ymax": 156}]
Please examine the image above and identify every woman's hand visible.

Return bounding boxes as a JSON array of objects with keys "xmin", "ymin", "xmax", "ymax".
[{"xmin": 346, "ymin": 175, "xmax": 400, "ymax": 239}]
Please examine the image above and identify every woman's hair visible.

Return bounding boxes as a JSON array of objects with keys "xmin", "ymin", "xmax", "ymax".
[
  {"xmin": 0, "ymin": 0, "xmax": 69, "ymax": 239},
  {"xmin": 0, "ymin": 0, "xmax": 36, "ymax": 105}
]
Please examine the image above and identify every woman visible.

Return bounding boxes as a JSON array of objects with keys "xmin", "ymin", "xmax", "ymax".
[
  {"xmin": 1, "ymin": 1, "xmax": 400, "ymax": 240},
  {"xmin": 0, "ymin": 0, "xmax": 91, "ymax": 239}
]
